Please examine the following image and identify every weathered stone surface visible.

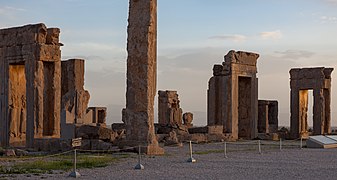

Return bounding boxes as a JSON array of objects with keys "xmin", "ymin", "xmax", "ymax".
[
  {"xmin": 61, "ymin": 59, "xmax": 107, "ymax": 140},
  {"xmin": 290, "ymin": 67, "xmax": 333, "ymax": 139},
  {"xmin": 163, "ymin": 131, "xmax": 182, "ymax": 146},
  {"xmin": 15, "ymin": 149, "xmax": 29, "ymax": 156},
  {"xmin": 158, "ymin": 90, "xmax": 183, "ymax": 126},
  {"xmin": 188, "ymin": 126, "xmax": 223, "ymax": 135},
  {"xmin": 183, "ymin": 112, "xmax": 193, "ymax": 128},
  {"xmin": 207, "ymin": 50, "xmax": 259, "ymax": 140},
  {"xmin": 76, "ymin": 125, "xmax": 116, "ymax": 142},
  {"xmin": 4, "ymin": 149, "xmax": 16, "ymax": 156},
  {"xmin": 0, "ymin": 23, "xmax": 61, "ymax": 148},
  {"xmin": 257, "ymin": 133, "xmax": 279, "ymax": 141},
  {"xmin": 125, "ymin": 0, "xmax": 163, "ymax": 155},
  {"xmin": 258, "ymin": 100, "xmax": 278, "ymax": 133}
]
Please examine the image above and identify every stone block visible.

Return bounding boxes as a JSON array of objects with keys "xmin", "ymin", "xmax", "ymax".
[
  {"xmin": 4, "ymin": 149, "xmax": 16, "ymax": 156},
  {"xmin": 188, "ymin": 126, "xmax": 208, "ymax": 134},
  {"xmin": 208, "ymin": 125, "xmax": 224, "ymax": 134}
]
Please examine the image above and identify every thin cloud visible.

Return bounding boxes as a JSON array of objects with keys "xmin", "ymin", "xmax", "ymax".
[
  {"xmin": 320, "ymin": 15, "xmax": 337, "ymax": 23},
  {"xmin": 208, "ymin": 34, "xmax": 247, "ymax": 42},
  {"xmin": 323, "ymin": 0, "xmax": 337, "ymax": 5},
  {"xmin": 0, "ymin": 6, "xmax": 25, "ymax": 15},
  {"xmin": 259, "ymin": 30, "xmax": 282, "ymax": 40},
  {"xmin": 274, "ymin": 50, "xmax": 315, "ymax": 60}
]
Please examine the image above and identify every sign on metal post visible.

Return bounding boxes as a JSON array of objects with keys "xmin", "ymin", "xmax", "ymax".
[
  {"xmin": 72, "ymin": 137, "xmax": 82, "ymax": 148},
  {"xmin": 69, "ymin": 137, "xmax": 82, "ymax": 178}
]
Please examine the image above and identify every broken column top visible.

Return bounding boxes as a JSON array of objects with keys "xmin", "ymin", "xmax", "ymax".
[
  {"xmin": 224, "ymin": 50, "xmax": 260, "ymax": 66},
  {"xmin": 158, "ymin": 90, "xmax": 178, "ymax": 97},
  {"xmin": 0, "ymin": 23, "xmax": 60, "ymax": 47},
  {"xmin": 290, "ymin": 67, "xmax": 334, "ymax": 80}
]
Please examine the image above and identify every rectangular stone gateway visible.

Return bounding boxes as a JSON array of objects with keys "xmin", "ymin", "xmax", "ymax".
[
  {"xmin": 0, "ymin": 23, "xmax": 62, "ymax": 147},
  {"xmin": 125, "ymin": 0, "xmax": 164, "ymax": 154},
  {"xmin": 207, "ymin": 50, "xmax": 259, "ymax": 140},
  {"xmin": 258, "ymin": 100, "xmax": 278, "ymax": 133},
  {"xmin": 290, "ymin": 67, "xmax": 333, "ymax": 139}
]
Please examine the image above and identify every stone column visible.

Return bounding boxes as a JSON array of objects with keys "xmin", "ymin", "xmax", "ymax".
[
  {"xmin": 258, "ymin": 100, "xmax": 269, "ymax": 133},
  {"xmin": 313, "ymin": 88, "xmax": 324, "ymax": 135},
  {"xmin": 125, "ymin": 0, "xmax": 163, "ymax": 155},
  {"xmin": 290, "ymin": 87, "xmax": 300, "ymax": 139}
]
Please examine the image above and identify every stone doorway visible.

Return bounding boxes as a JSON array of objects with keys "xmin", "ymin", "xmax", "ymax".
[
  {"xmin": 238, "ymin": 76, "xmax": 252, "ymax": 138},
  {"xmin": 8, "ymin": 63, "xmax": 27, "ymax": 147},
  {"xmin": 43, "ymin": 61, "xmax": 56, "ymax": 136},
  {"xmin": 290, "ymin": 67, "xmax": 333, "ymax": 139}
]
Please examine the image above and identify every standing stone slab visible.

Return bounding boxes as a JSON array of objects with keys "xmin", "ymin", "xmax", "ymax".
[
  {"xmin": 290, "ymin": 67, "xmax": 333, "ymax": 139},
  {"xmin": 158, "ymin": 90, "xmax": 183, "ymax": 126},
  {"xmin": 125, "ymin": 0, "xmax": 163, "ymax": 155}
]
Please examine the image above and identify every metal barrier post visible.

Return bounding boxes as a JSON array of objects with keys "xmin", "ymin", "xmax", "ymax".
[
  {"xmin": 258, "ymin": 140, "xmax": 262, "ymax": 154},
  {"xmin": 300, "ymin": 137, "xmax": 303, "ymax": 149},
  {"xmin": 187, "ymin": 141, "xmax": 196, "ymax": 163},
  {"xmin": 224, "ymin": 141, "xmax": 228, "ymax": 158},
  {"xmin": 69, "ymin": 149, "xmax": 81, "ymax": 178},
  {"xmin": 279, "ymin": 138, "xmax": 282, "ymax": 151},
  {"xmin": 135, "ymin": 145, "xmax": 144, "ymax": 170}
]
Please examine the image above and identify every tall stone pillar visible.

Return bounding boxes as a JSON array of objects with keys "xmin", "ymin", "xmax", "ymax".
[{"xmin": 125, "ymin": 0, "xmax": 163, "ymax": 155}]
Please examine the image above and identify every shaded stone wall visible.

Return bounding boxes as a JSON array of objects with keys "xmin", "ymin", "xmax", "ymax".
[
  {"xmin": 0, "ymin": 23, "xmax": 61, "ymax": 147},
  {"xmin": 207, "ymin": 50, "xmax": 259, "ymax": 140},
  {"xmin": 61, "ymin": 59, "xmax": 107, "ymax": 139},
  {"xmin": 158, "ymin": 90, "xmax": 182, "ymax": 126},
  {"xmin": 61, "ymin": 59, "xmax": 90, "ymax": 123},
  {"xmin": 125, "ymin": 0, "xmax": 163, "ymax": 154},
  {"xmin": 290, "ymin": 67, "xmax": 333, "ymax": 139},
  {"xmin": 258, "ymin": 100, "xmax": 278, "ymax": 133}
]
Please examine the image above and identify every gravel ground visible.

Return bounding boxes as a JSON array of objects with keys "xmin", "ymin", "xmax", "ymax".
[{"xmin": 2, "ymin": 141, "xmax": 337, "ymax": 180}]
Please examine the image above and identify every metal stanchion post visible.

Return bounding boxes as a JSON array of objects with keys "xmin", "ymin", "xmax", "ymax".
[
  {"xmin": 69, "ymin": 149, "xmax": 81, "ymax": 178},
  {"xmin": 300, "ymin": 137, "xmax": 303, "ymax": 149},
  {"xmin": 187, "ymin": 141, "xmax": 196, "ymax": 163},
  {"xmin": 224, "ymin": 141, "xmax": 228, "ymax": 158},
  {"xmin": 279, "ymin": 138, "xmax": 282, "ymax": 151},
  {"xmin": 135, "ymin": 145, "xmax": 144, "ymax": 170},
  {"xmin": 258, "ymin": 140, "xmax": 262, "ymax": 154}
]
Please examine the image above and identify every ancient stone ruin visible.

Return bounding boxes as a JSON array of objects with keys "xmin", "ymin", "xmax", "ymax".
[
  {"xmin": 0, "ymin": 23, "xmax": 108, "ymax": 151},
  {"xmin": 0, "ymin": 24, "xmax": 62, "ymax": 148},
  {"xmin": 207, "ymin": 50, "xmax": 259, "ymax": 140},
  {"xmin": 183, "ymin": 112, "xmax": 193, "ymax": 128},
  {"xmin": 158, "ymin": 90, "xmax": 183, "ymax": 126},
  {"xmin": 258, "ymin": 100, "xmax": 278, "ymax": 134},
  {"xmin": 124, "ymin": 0, "xmax": 164, "ymax": 154},
  {"xmin": 290, "ymin": 67, "xmax": 333, "ymax": 139},
  {"xmin": 61, "ymin": 59, "xmax": 107, "ymax": 139},
  {"xmin": 155, "ymin": 90, "xmax": 193, "ymax": 145}
]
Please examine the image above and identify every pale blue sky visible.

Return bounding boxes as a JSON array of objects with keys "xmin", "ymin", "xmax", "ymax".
[{"xmin": 1, "ymin": 0, "xmax": 337, "ymax": 126}]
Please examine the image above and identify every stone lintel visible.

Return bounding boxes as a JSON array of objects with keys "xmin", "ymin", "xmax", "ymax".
[{"xmin": 224, "ymin": 50, "xmax": 259, "ymax": 66}]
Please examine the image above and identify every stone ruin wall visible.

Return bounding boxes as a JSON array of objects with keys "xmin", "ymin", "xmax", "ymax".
[
  {"xmin": 158, "ymin": 90, "xmax": 183, "ymax": 126},
  {"xmin": 0, "ymin": 24, "xmax": 107, "ymax": 149},
  {"xmin": 207, "ymin": 50, "xmax": 259, "ymax": 140},
  {"xmin": 258, "ymin": 100, "xmax": 278, "ymax": 134},
  {"xmin": 60, "ymin": 59, "xmax": 107, "ymax": 140},
  {"xmin": 290, "ymin": 67, "xmax": 333, "ymax": 139},
  {"xmin": 0, "ymin": 24, "xmax": 61, "ymax": 147}
]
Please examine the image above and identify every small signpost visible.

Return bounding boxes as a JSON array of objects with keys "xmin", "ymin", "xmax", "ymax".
[{"xmin": 69, "ymin": 137, "xmax": 82, "ymax": 178}]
